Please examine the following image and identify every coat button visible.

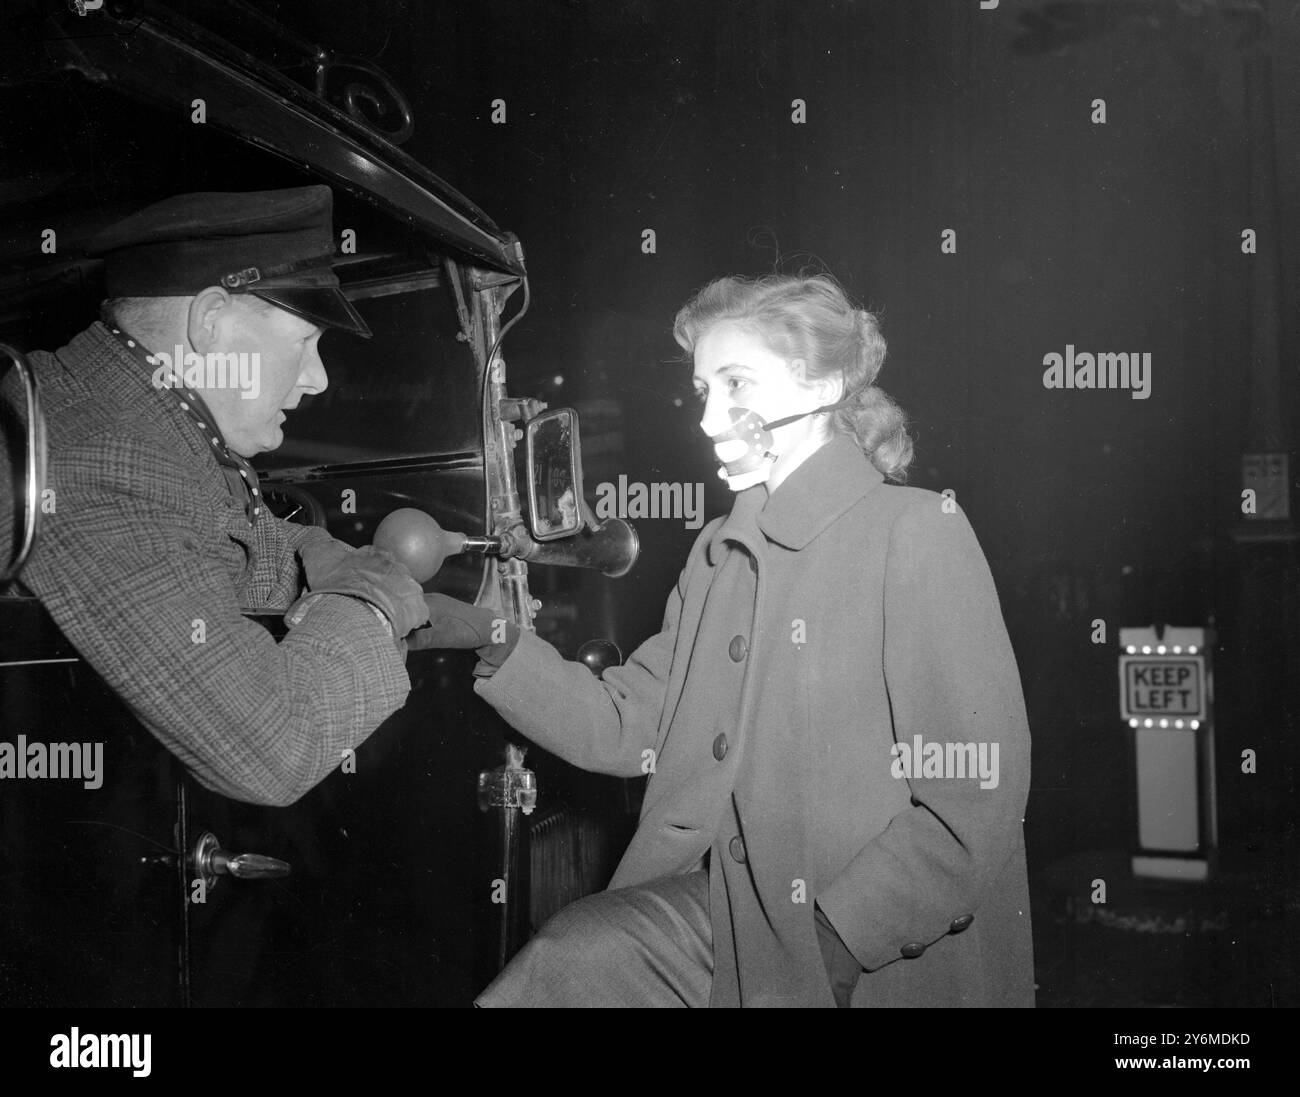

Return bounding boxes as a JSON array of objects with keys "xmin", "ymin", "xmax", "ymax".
[
  {"xmin": 712, "ymin": 733, "xmax": 728, "ymax": 761},
  {"xmin": 900, "ymin": 942, "xmax": 926, "ymax": 959},
  {"xmin": 728, "ymin": 836, "xmax": 747, "ymax": 864},
  {"xmin": 728, "ymin": 635, "xmax": 747, "ymax": 662},
  {"xmin": 949, "ymin": 913, "xmax": 974, "ymax": 934}
]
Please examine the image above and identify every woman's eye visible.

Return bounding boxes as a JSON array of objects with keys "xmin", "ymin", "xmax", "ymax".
[{"xmin": 727, "ymin": 377, "xmax": 749, "ymax": 394}]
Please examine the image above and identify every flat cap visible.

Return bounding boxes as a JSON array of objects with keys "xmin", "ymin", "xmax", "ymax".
[{"xmin": 87, "ymin": 185, "xmax": 371, "ymax": 338}]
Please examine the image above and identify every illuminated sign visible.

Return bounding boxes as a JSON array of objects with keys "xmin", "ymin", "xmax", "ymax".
[{"xmin": 1119, "ymin": 653, "xmax": 1206, "ymax": 724}]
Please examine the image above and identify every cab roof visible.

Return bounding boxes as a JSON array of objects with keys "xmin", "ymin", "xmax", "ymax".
[{"xmin": 0, "ymin": 0, "xmax": 525, "ymax": 297}]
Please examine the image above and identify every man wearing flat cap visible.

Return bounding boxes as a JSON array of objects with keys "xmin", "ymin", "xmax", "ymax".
[{"xmin": 0, "ymin": 185, "xmax": 431, "ymax": 806}]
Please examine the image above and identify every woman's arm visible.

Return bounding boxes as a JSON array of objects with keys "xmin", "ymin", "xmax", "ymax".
[
  {"xmin": 473, "ymin": 531, "xmax": 710, "ymax": 777},
  {"xmin": 817, "ymin": 496, "xmax": 1032, "ymax": 972}
]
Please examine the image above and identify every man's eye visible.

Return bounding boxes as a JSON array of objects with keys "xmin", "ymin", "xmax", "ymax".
[{"xmin": 693, "ymin": 389, "xmax": 708, "ymax": 404}]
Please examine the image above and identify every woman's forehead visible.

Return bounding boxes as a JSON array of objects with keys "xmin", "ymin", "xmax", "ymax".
[{"xmin": 693, "ymin": 322, "xmax": 784, "ymax": 376}]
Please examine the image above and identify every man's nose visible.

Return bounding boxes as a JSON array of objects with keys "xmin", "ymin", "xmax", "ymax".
[{"xmin": 298, "ymin": 344, "xmax": 328, "ymax": 394}]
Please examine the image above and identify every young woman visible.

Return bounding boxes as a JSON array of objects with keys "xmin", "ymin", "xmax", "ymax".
[{"xmin": 430, "ymin": 273, "xmax": 1034, "ymax": 1007}]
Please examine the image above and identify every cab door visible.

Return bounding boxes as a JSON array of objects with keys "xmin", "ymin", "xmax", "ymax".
[{"xmin": 0, "ymin": 601, "xmax": 186, "ymax": 1006}]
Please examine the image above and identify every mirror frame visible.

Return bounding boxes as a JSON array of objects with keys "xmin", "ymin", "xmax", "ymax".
[{"xmin": 524, "ymin": 406, "xmax": 586, "ymax": 542}]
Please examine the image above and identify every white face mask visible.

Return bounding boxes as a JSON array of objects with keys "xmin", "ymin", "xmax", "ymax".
[{"xmin": 705, "ymin": 401, "xmax": 850, "ymax": 491}]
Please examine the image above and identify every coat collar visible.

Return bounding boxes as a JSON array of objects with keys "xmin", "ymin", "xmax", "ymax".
[
  {"xmin": 56, "ymin": 322, "xmax": 258, "ymax": 519},
  {"xmin": 707, "ymin": 434, "xmax": 885, "ymax": 563},
  {"xmin": 98, "ymin": 318, "xmax": 265, "ymax": 524}
]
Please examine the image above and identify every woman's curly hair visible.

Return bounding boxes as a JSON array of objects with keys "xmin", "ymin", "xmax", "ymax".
[{"xmin": 673, "ymin": 273, "xmax": 913, "ymax": 482}]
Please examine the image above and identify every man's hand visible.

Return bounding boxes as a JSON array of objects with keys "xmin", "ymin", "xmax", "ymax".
[
  {"xmin": 298, "ymin": 537, "xmax": 352, "ymax": 587},
  {"xmin": 288, "ymin": 541, "xmax": 429, "ymax": 638},
  {"xmin": 406, "ymin": 593, "xmax": 518, "ymax": 658},
  {"xmin": 815, "ymin": 902, "xmax": 862, "ymax": 1008}
]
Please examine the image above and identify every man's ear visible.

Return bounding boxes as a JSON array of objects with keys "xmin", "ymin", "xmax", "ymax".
[{"xmin": 187, "ymin": 286, "xmax": 233, "ymax": 354}]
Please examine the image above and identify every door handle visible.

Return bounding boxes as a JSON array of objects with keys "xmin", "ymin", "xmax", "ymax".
[{"xmin": 192, "ymin": 831, "xmax": 291, "ymax": 892}]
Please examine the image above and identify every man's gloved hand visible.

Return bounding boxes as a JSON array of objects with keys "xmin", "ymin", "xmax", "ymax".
[
  {"xmin": 407, "ymin": 593, "xmax": 519, "ymax": 662},
  {"xmin": 815, "ymin": 902, "xmax": 862, "ymax": 1008},
  {"xmin": 298, "ymin": 536, "xmax": 352, "ymax": 587},
  {"xmin": 287, "ymin": 541, "xmax": 430, "ymax": 638}
]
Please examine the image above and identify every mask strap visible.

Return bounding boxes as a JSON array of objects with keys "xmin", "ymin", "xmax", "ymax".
[{"xmin": 765, "ymin": 397, "xmax": 855, "ymax": 432}]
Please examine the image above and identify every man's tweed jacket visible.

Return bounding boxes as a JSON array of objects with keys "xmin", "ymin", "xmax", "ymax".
[
  {"xmin": 477, "ymin": 435, "xmax": 1035, "ymax": 1007},
  {"xmin": 0, "ymin": 321, "xmax": 409, "ymax": 805}
]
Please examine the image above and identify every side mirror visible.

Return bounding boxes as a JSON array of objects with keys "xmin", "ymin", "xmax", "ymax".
[{"xmin": 525, "ymin": 407, "xmax": 585, "ymax": 542}]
